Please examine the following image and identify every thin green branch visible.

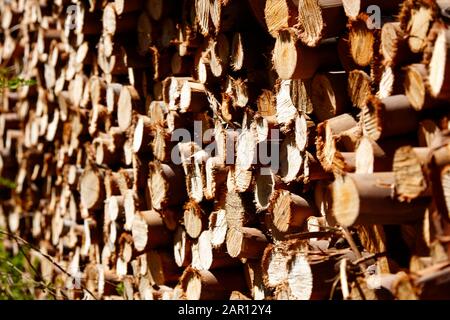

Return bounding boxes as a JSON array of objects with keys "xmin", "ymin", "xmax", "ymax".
[{"xmin": 0, "ymin": 230, "xmax": 97, "ymax": 300}]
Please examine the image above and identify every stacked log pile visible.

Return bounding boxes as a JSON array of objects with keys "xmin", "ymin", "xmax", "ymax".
[{"xmin": 1, "ymin": 0, "xmax": 450, "ymax": 300}]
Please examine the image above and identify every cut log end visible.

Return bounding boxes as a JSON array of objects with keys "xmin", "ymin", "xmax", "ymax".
[
  {"xmin": 311, "ymin": 72, "xmax": 346, "ymax": 121},
  {"xmin": 264, "ymin": 0, "xmax": 297, "ymax": 37},
  {"xmin": 380, "ymin": 22, "xmax": 403, "ymax": 66},
  {"xmin": 428, "ymin": 27, "xmax": 450, "ymax": 99},
  {"xmin": 174, "ymin": 226, "xmax": 191, "ymax": 268},
  {"xmin": 209, "ymin": 209, "xmax": 228, "ymax": 249},
  {"xmin": 440, "ymin": 165, "xmax": 450, "ymax": 219},
  {"xmin": 355, "ymin": 136, "xmax": 375, "ymax": 174},
  {"xmin": 404, "ymin": 64, "xmax": 427, "ymax": 111},
  {"xmin": 262, "ymin": 244, "xmax": 289, "ymax": 288},
  {"xmin": 226, "ymin": 226, "xmax": 267, "ymax": 259},
  {"xmin": 254, "ymin": 170, "xmax": 275, "ymax": 211},
  {"xmin": 342, "ymin": 0, "xmax": 360, "ymax": 20},
  {"xmin": 348, "ymin": 70, "xmax": 371, "ymax": 109},
  {"xmin": 231, "ymin": 33, "xmax": 244, "ymax": 71},
  {"xmin": 361, "ymin": 96, "xmax": 383, "ymax": 141},
  {"xmin": 147, "ymin": 0, "xmax": 164, "ymax": 21},
  {"xmin": 149, "ymin": 164, "xmax": 168, "ymax": 211},
  {"xmin": 80, "ymin": 169, "xmax": 104, "ymax": 210},
  {"xmin": 279, "ymin": 134, "xmax": 302, "ymax": 183}
]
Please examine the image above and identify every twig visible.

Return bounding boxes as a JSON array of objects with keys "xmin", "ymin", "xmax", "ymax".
[{"xmin": 340, "ymin": 226, "xmax": 367, "ymax": 273}]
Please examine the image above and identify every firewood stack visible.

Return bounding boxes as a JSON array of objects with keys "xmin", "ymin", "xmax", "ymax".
[{"xmin": 1, "ymin": 0, "xmax": 450, "ymax": 300}]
